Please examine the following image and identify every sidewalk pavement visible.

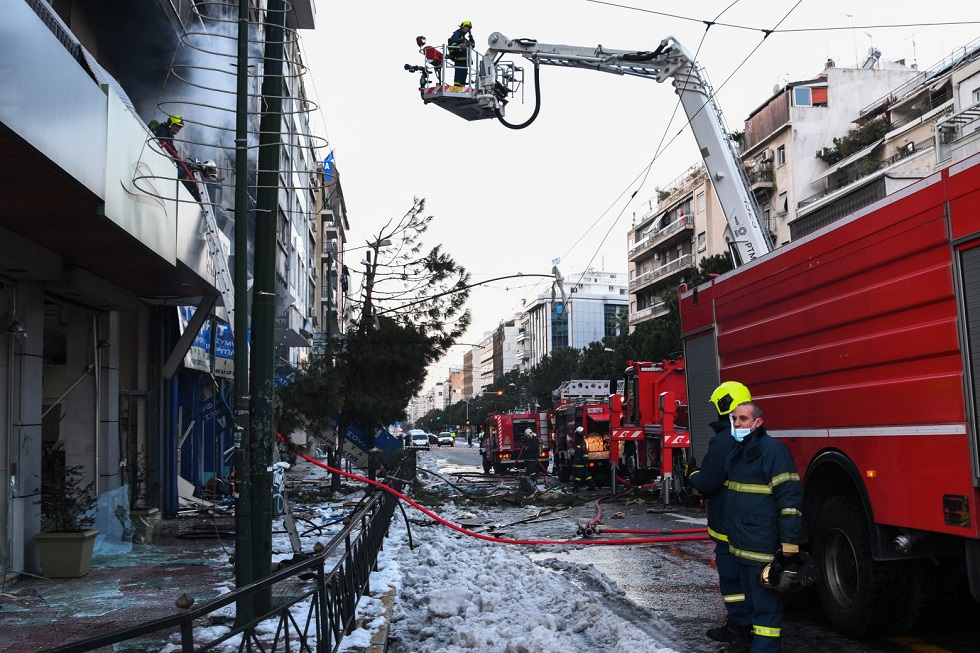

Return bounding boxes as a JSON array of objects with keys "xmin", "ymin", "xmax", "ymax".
[
  {"xmin": 0, "ymin": 512, "xmax": 237, "ymax": 653},
  {"xmin": 0, "ymin": 459, "xmax": 395, "ymax": 653}
]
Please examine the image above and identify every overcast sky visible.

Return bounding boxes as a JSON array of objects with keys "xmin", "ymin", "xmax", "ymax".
[{"xmin": 299, "ymin": 1, "xmax": 979, "ymax": 385}]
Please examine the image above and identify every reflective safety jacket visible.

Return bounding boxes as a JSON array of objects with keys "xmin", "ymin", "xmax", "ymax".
[
  {"xmin": 723, "ymin": 424, "xmax": 802, "ymax": 564},
  {"xmin": 689, "ymin": 418, "xmax": 737, "ymax": 543}
]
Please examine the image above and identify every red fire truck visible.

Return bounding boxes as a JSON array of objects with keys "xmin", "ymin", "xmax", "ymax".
[
  {"xmin": 481, "ymin": 411, "xmax": 550, "ymax": 475},
  {"xmin": 551, "ymin": 380, "xmax": 617, "ymax": 484},
  {"xmin": 679, "ymin": 158, "xmax": 980, "ymax": 635},
  {"xmin": 611, "ymin": 358, "xmax": 689, "ymax": 502}
]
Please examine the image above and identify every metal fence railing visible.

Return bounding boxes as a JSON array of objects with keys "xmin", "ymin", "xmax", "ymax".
[{"xmin": 44, "ymin": 463, "xmax": 408, "ymax": 653}]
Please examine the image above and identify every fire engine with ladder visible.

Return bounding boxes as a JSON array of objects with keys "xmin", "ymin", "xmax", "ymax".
[
  {"xmin": 410, "ymin": 28, "xmax": 980, "ymax": 634},
  {"xmin": 551, "ymin": 380, "xmax": 618, "ymax": 484}
]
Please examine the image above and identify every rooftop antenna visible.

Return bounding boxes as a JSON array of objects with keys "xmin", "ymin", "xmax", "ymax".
[{"xmin": 846, "ymin": 13, "xmax": 858, "ymax": 67}]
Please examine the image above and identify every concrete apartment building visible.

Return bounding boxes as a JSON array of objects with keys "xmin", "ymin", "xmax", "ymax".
[
  {"xmin": 627, "ymin": 165, "xmax": 730, "ymax": 328},
  {"xmin": 629, "ymin": 49, "xmax": 941, "ymax": 331},
  {"xmin": 794, "ymin": 39, "xmax": 980, "ymax": 238}
]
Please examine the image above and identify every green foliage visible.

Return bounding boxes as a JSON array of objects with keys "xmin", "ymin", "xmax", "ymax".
[
  {"xmin": 816, "ymin": 116, "xmax": 888, "ymax": 166},
  {"xmin": 340, "ymin": 198, "xmax": 471, "ymax": 434},
  {"xmin": 40, "ymin": 465, "xmax": 97, "ymax": 532},
  {"xmin": 275, "ymin": 351, "xmax": 343, "ymax": 439}
]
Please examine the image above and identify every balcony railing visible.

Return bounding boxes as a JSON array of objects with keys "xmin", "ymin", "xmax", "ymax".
[
  {"xmin": 632, "ymin": 165, "xmax": 704, "ymax": 227},
  {"xmin": 745, "ymin": 163, "xmax": 774, "ymax": 186},
  {"xmin": 629, "ymin": 215, "xmax": 694, "ymax": 258},
  {"xmin": 629, "ymin": 253, "xmax": 695, "ymax": 290},
  {"xmin": 629, "ymin": 301, "xmax": 668, "ymax": 323},
  {"xmin": 798, "ymin": 136, "xmax": 935, "ymax": 209}
]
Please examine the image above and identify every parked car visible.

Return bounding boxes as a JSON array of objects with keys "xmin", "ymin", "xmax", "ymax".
[
  {"xmin": 437, "ymin": 431, "xmax": 454, "ymax": 447},
  {"xmin": 407, "ymin": 429, "xmax": 429, "ymax": 449}
]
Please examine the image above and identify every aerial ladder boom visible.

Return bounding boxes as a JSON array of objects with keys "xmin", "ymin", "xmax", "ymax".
[{"xmin": 420, "ymin": 32, "xmax": 772, "ymax": 263}]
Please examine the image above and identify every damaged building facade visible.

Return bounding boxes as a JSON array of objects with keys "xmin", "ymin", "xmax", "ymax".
[{"xmin": 0, "ymin": 0, "xmax": 335, "ymax": 579}]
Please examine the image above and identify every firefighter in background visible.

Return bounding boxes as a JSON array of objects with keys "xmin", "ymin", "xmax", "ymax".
[
  {"xmin": 724, "ymin": 402, "xmax": 802, "ymax": 653},
  {"xmin": 689, "ymin": 381, "xmax": 754, "ymax": 648},
  {"xmin": 571, "ymin": 426, "xmax": 597, "ymax": 491},
  {"xmin": 522, "ymin": 428, "xmax": 540, "ymax": 477},
  {"xmin": 447, "ymin": 20, "xmax": 475, "ymax": 87},
  {"xmin": 153, "ymin": 115, "xmax": 203, "ymax": 202}
]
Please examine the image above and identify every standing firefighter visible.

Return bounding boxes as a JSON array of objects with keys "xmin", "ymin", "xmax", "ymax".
[
  {"xmin": 447, "ymin": 20, "xmax": 475, "ymax": 87},
  {"xmin": 724, "ymin": 402, "xmax": 803, "ymax": 653},
  {"xmin": 688, "ymin": 381, "xmax": 754, "ymax": 648},
  {"xmin": 523, "ymin": 428, "xmax": 540, "ymax": 477},
  {"xmin": 571, "ymin": 426, "xmax": 596, "ymax": 491}
]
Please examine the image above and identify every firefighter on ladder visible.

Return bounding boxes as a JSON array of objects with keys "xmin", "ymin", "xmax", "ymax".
[
  {"xmin": 153, "ymin": 115, "xmax": 215, "ymax": 203},
  {"xmin": 571, "ymin": 426, "xmax": 596, "ymax": 491}
]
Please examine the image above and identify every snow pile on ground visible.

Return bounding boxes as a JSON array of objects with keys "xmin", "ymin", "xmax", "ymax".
[{"xmin": 374, "ymin": 502, "xmax": 681, "ymax": 653}]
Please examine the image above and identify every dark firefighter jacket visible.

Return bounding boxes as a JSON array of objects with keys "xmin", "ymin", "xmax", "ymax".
[
  {"xmin": 572, "ymin": 434, "xmax": 589, "ymax": 464},
  {"xmin": 688, "ymin": 418, "xmax": 736, "ymax": 543},
  {"xmin": 447, "ymin": 28, "xmax": 474, "ymax": 63},
  {"xmin": 723, "ymin": 424, "xmax": 803, "ymax": 564}
]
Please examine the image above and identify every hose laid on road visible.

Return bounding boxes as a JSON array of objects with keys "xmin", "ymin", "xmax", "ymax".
[{"xmin": 286, "ymin": 442, "xmax": 709, "ymax": 547}]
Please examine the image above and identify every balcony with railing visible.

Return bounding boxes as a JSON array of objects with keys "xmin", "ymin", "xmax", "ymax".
[
  {"xmin": 798, "ymin": 135, "xmax": 935, "ymax": 209},
  {"xmin": 632, "ymin": 165, "xmax": 704, "ymax": 229},
  {"xmin": 746, "ymin": 162, "xmax": 774, "ymax": 190},
  {"xmin": 629, "ymin": 300, "xmax": 669, "ymax": 324},
  {"xmin": 629, "ymin": 214, "xmax": 694, "ymax": 259},
  {"xmin": 629, "ymin": 253, "xmax": 695, "ymax": 291}
]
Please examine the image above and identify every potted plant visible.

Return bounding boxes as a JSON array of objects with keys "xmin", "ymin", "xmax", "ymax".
[
  {"xmin": 128, "ymin": 450, "xmax": 161, "ymax": 545},
  {"xmin": 34, "ymin": 465, "xmax": 99, "ymax": 577}
]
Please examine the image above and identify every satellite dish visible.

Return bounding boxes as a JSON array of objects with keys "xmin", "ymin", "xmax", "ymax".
[{"xmin": 773, "ymin": 84, "xmax": 780, "ymax": 95}]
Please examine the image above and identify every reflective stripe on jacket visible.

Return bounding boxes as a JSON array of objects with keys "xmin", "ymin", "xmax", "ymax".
[{"xmin": 723, "ymin": 424, "xmax": 802, "ymax": 563}]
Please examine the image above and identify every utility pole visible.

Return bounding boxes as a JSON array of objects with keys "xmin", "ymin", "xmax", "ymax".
[
  {"xmin": 232, "ymin": 0, "xmax": 253, "ymax": 626},
  {"xmin": 249, "ymin": 0, "xmax": 286, "ymax": 615}
]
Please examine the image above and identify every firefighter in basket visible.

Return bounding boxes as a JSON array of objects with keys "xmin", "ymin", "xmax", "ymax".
[{"xmin": 447, "ymin": 20, "xmax": 475, "ymax": 87}]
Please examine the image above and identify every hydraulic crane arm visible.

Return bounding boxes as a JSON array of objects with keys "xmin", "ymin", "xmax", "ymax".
[{"xmin": 465, "ymin": 33, "xmax": 773, "ymax": 263}]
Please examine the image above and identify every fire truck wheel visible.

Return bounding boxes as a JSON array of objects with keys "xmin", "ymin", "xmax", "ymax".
[
  {"xmin": 812, "ymin": 495, "xmax": 908, "ymax": 637},
  {"xmin": 482, "ymin": 457, "xmax": 492, "ymax": 474},
  {"xmin": 493, "ymin": 463, "xmax": 506, "ymax": 475}
]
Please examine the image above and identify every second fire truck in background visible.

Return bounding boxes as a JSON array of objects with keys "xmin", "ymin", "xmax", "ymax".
[
  {"xmin": 611, "ymin": 358, "xmax": 690, "ymax": 502},
  {"xmin": 551, "ymin": 380, "xmax": 618, "ymax": 483},
  {"xmin": 481, "ymin": 411, "xmax": 550, "ymax": 475}
]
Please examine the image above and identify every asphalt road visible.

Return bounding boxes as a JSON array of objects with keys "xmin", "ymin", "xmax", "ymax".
[{"xmin": 422, "ymin": 444, "xmax": 980, "ymax": 653}]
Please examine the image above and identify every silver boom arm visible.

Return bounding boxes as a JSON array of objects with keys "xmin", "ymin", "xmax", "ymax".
[{"xmin": 481, "ymin": 32, "xmax": 772, "ymax": 263}]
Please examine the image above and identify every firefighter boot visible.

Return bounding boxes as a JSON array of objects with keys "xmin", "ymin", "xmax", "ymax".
[
  {"xmin": 705, "ymin": 617, "xmax": 739, "ymax": 644},
  {"xmin": 725, "ymin": 627, "xmax": 753, "ymax": 653}
]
